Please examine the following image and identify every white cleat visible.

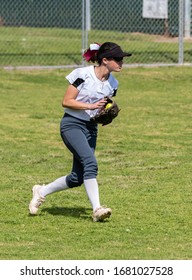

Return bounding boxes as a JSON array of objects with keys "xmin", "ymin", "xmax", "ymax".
[
  {"xmin": 29, "ymin": 185, "xmax": 45, "ymax": 215},
  {"xmin": 92, "ymin": 206, "xmax": 112, "ymax": 222}
]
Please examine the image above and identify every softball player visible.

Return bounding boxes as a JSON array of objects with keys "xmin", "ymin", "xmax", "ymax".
[{"xmin": 29, "ymin": 42, "xmax": 131, "ymax": 222}]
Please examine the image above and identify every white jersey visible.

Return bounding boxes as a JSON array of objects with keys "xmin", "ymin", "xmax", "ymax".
[{"xmin": 65, "ymin": 65, "xmax": 118, "ymax": 121}]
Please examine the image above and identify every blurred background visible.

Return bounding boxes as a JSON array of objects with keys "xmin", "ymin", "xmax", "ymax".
[{"xmin": 0, "ymin": 0, "xmax": 191, "ymax": 68}]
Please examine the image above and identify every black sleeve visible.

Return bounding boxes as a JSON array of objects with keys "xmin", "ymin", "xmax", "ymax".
[
  {"xmin": 112, "ymin": 89, "xmax": 117, "ymax": 97},
  {"xmin": 72, "ymin": 78, "xmax": 85, "ymax": 88}
]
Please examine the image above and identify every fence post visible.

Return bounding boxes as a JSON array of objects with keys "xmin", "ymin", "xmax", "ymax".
[
  {"xmin": 82, "ymin": 0, "xmax": 85, "ymax": 66},
  {"xmin": 86, "ymin": 0, "xmax": 91, "ymax": 31},
  {"xmin": 82, "ymin": 0, "xmax": 90, "ymax": 66},
  {"xmin": 184, "ymin": 0, "xmax": 191, "ymax": 37},
  {"xmin": 178, "ymin": 0, "xmax": 184, "ymax": 64}
]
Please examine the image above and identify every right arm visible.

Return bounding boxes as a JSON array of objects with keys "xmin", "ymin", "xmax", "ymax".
[{"xmin": 62, "ymin": 85, "xmax": 107, "ymax": 110}]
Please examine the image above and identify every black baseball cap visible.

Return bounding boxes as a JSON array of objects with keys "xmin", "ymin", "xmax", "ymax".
[{"xmin": 98, "ymin": 42, "xmax": 132, "ymax": 59}]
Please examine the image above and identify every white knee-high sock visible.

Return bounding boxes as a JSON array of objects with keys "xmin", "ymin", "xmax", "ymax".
[
  {"xmin": 84, "ymin": 178, "xmax": 101, "ymax": 211},
  {"xmin": 40, "ymin": 176, "xmax": 68, "ymax": 197}
]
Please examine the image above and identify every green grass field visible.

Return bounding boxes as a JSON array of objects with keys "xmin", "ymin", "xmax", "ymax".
[
  {"xmin": 0, "ymin": 66, "xmax": 192, "ymax": 260},
  {"xmin": 1, "ymin": 27, "xmax": 192, "ymax": 66}
]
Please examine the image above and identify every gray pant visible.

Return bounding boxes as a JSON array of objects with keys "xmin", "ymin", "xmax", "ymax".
[{"xmin": 60, "ymin": 113, "xmax": 98, "ymax": 188}]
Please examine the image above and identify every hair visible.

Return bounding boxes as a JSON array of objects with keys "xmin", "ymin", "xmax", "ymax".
[
  {"xmin": 83, "ymin": 42, "xmax": 120, "ymax": 64},
  {"xmin": 96, "ymin": 42, "xmax": 118, "ymax": 65}
]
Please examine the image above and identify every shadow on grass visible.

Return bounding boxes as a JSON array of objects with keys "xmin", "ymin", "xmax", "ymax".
[
  {"xmin": 29, "ymin": 207, "xmax": 111, "ymax": 222},
  {"xmin": 41, "ymin": 206, "xmax": 91, "ymax": 220}
]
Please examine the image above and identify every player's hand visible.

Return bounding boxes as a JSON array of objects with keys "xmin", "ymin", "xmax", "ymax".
[{"xmin": 89, "ymin": 99, "xmax": 107, "ymax": 110}]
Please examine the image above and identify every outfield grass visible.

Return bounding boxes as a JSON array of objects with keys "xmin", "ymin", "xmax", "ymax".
[
  {"xmin": 0, "ymin": 66, "xmax": 192, "ymax": 260},
  {"xmin": 1, "ymin": 27, "xmax": 192, "ymax": 66}
]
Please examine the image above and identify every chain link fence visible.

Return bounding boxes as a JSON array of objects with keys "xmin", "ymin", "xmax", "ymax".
[{"xmin": 0, "ymin": 0, "xmax": 191, "ymax": 68}]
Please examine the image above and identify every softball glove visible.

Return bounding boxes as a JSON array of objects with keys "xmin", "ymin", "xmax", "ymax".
[{"xmin": 92, "ymin": 97, "xmax": 120, "ymax": 126}]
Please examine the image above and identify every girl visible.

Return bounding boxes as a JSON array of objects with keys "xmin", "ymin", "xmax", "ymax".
[{"xmin": 29, "ymin": 42, "xmax": 131, "ymax": 222}]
